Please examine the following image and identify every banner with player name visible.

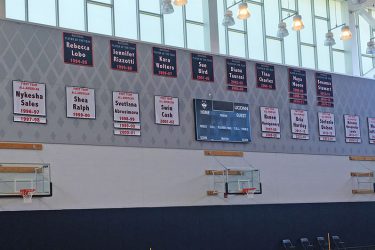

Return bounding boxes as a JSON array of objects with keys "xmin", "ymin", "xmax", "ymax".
[
  {"xmin": 289, "ymin": 68, "xmax": 307, "ymax": 105},
  {"xmin": 344, "ymin": 115, "xmax": 361, "ymax": 143},
  {"xmin": 227, "ymin": 59, "xmax": 247, "ymax": 92},
  {"xmin": 155, "ymin": 96, "xmax": 179, "ymax": 125},
  {"xmin": 191, "ymin": 53, "xmax": 214, "ymax": 82},
  {"xmin": 291, "ymin": 109, "xmax": 309, "ymax": 140},
  {"xmin": 113, "ymin": 91, "xmax": 141, "ymax": 136},
  {"xmin": 318, "ymin": 112, "xmax": 336, "ymax": 141},
  {"xmin": 110, "ymin": 40, "xmax": 137, "ymax": 72},
  {"xmin": 316, "ymin": 73, "xmax": 334, "ymax": 107},
  {"xmin": 12, "ymin": 80, "xmax": 46, "ymax": 124},
  {"xmin": 368, "ymin": 118, "xmax": 375, "ymax": 144},
  {"xmin": 63, "ymin": 32, "xmax": 93, "ymax": 66},
  {"xmin": 260, "ymin": 107, "xmax": 280, "ymax": 138},
  {"xmin": 66, "ymin": 86, "xmax": 96, "ymax": 119},
  {"xmin": 153, "ymin": 47, "xmax": 177, "ymax": 77},
  {"xmin": 256, "ymin": 63, "xmax": 275, "ymax": 90}
]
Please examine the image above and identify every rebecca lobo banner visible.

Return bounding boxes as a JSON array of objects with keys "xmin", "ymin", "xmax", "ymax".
[
  {"xmin": 63, "ymin": 32, "xmax": 93, "ymax": 66},
  {"xmin": 66, "ymin": 87, "xmax": 96, "ymax": 119},
  {"xmin": 227, "ymin": 59, "xmax": 247, "ymax": 92},
  {"xmin": 260, "ymin": 107, "xmax": 280, "ymax": 139},
  {"xmin": 13, "ymin": 80, "xmax": 46, "ymax": 124},
  {"xmin": 191, "ymin": 53, "xmax": 214, "ymax": 82},
  {"xmin": 290, "ymin": 109, "xmax": 309, "ymax": 140},
  {"xmin": 153, "ymin": 47, "xmax": 177, "ymax": 77},
  {"xmin": 368, "ymin": 118, "xmax": 375, "ymax": 144},
  {"xmin": 256, "ymin": 63, "xmax": 275, "ymax": 90},
  {"xmin": 318, "ymin": 112, "xmax": 336, "ymax": 142},
  {"xmin": 289, "ymin": 68, "xmax": 307, "ymax": 105},
  {"xmin": 110, "ymin": 40, "xmax": 137, "ymax": 72},
  {"xmin": 344, "ymin": 115, "xmax": 361, "ymax": 143},
  {"xmin": 113, "ymin": 92, "xmax": 141, "ymax": 136},
  {"xmin": 155, "ymin": 96, "xmax": 179, "ymax": 125}
]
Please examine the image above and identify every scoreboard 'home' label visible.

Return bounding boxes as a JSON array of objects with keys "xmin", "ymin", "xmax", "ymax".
[
  {"xmin": 153, "ymin": 47, "xmax": 177, "ymax": 77},
  {"xmin": 191, "ymin": 53, "xmax": 214, "ymax": 82},
  {"xmin": 66, "ymin": 86, "xmax": 96, "ymax": 119},
  {"xmin": 110, "ymin": 40, "xmax": 137, "ymax": 72},
  {"xmin": 63, "ymin": 32, "xmax": 93, "ymax": 66},
  {"xmin": 256, "ymin": 63, "xmax": 275, "ymax": 90}
]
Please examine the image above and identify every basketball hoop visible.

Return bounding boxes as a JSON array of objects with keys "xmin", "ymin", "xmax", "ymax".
[
  {"xmin": 19, "ymin": 189, "xmax": 36, "ymax": 203},
  {"xmin": 242, "ymin": 187, "xmax": 256, "ymax": 199}
]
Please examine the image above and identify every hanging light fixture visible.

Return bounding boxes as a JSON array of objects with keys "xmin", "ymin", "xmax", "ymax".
[
  {"xmin": 340, "ymin": 25, "xmax": 352, "ymax": 41},
  {"xmin": 173, "ymin": 0, "xmax": 187, "ymax": 6},
  {"xmin": 161, "ymin": 0, "xmax": 174, "ymax": 14},
  {"xmin": 292, "ymin": 14, "xmax": 304, "ymax": 31},
  {"xmin": 277, "ymin": 21, "xmax": 289, "ymax": 38},
  {"xmin": 237, "ymin": 2, "xmax": 250, "ymax": 20},
  {"xmin": 366, "ymin": 39, "xmax": 375, "ymax": 54},
  {"xmin": 324, "ymin": 31, "xmax": 336, "ymax": 46},
  {"xmin": 276, "ymin": 13, "xmax": 304, "ymax": 38},
  {"xmin": 222, "ymin": 10, "xmax": 235, "ymax": 26},
  {"xmin": 324, "ymin": 0, "xmax": 352, "ymax": 46}
]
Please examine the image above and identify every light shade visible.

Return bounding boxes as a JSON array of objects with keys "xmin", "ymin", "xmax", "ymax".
[
  {"xmin": 222, "ymin": 10, "xmax": 235, "ymax": 26},
  {"xmin": 324, "ymin": 31, "xmax": 336, "ymax": 46},
  {"xmin": 292, "ymin": 14, "xmax": 304, "ymax": 31},
  {"xmin": 173, "ymin": 0, "xmax": 187, "ymax": 6},
  {"xmin": 340, "ymin": 25, "xmax": 352, "ymax": 41},
  {"xmin": 237, "ymin": 3, "xmax": 250, "ymax": 20},
  {"xmin": 161, "ymin": 0, "xmax": 174, "ymax": 14},
  {"xmin": 366, "ymin": 40, "xmax": 375, "ymax": 54},
  {"xmin": 277, "ymin": 21, "xmax": 289, "ymax": 38}
]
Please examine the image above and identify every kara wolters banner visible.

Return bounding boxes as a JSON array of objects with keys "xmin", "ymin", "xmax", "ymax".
[
  {"xmin": 153, "ymin": 47, "xmax": 177, "ymax": 77},
  {"xmin": 63, "ymin": 32, "xmax": 93, "ymax": 66},
  {"xmin": 13, "ymin": 80, "xmax": 47, "ymax": 124},
  {"xmin": 66, "ymin": 87, "xmax": 96, "ymax": 119},
  {"xmin": 113, "ymin": 91, "xmax": 141, "ymax": 136},
  {"xmin": 316, "ymin": 73, "xmax": 334, "ymax": 107},
  {"xmin": 155, "ymin": 96, "xmax": 179, "ymax": 125},
  {"xmin": 256, "ymin": 63, "xmax": 275, "ymax": 90},
  {"xmin": 290, "ymin": 109, "xmax": 309, "ymax": 140},
  {"xmin": 191, "ymin": 53, "xmax": 214, "ymax": 82},
  {"xmin": 289, "ymin": 68, "xmax": 307, "ymax": 105},
  {"xmin": 110, "ymin": 40, "xmax": 137, "ymax": 72},
  {"xmin": 368, "ymin": 117, "xmax": 375, "ymax": 144},
  {"xmin": 344, "ymin": 114, "xmax": 361, "ymax": 143},
  {"xmin": 318, "ymin": 112, "xmax": 336, "ymax": 142},
  {"xmin": 227, "ymin": 59, "xmax": 247, "ymax": 92},
  {"xmin": 260, "ymin": 107, "xmax": 280, "ymax": 139}
]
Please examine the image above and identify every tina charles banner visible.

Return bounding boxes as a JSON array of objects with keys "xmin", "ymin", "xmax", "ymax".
[
  {"xmin": 153, "ymin": 47, "xmax": 177, "ymax": 77},
  {"xmin": 63, "ymin": 32, "xmax": 93, "ymax": 66},
  {"xmin": 256, "ymin": 63, "xmax": 275, "ymax": 90}
]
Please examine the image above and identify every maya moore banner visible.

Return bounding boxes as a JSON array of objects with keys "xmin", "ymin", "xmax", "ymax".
[{"xmin": 289, "ymin": 68, "xmax": 307, "ymax": 105}]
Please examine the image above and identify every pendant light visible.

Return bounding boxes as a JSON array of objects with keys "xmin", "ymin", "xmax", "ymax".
[
  {"xmin": 173, "ymin": 0, "xmax": 187, "ymax": 6},
  {"xmin": 292, "ymin": 14, "xmax": 304, "ymax": 31},
  {"xmin": 222, "ymin": 10, "xmax": 235, "ymax": 26},
  {"xmin": 237, "ymin": 2, "xmax": 250, "ymax": 20},
  {"xmin": 161, "ymin": 0, "xmax": 174, "ymax": 14}
]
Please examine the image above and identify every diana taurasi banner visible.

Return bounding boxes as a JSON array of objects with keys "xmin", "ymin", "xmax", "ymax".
[
  {"xmin": 344, "ymin": 114, "xmax": 361, "ymax": 143},
  {"xmin": 256, "ymin": 63, "xmax": 275, "ymax": 90},
  {"xmin": 12, "ymin": 80, "xmax": 46, "ymax": 124},
  {"xmin": 260, "ymin": 107, "xmax": 280, "ymax": 139},
  {"xmin": 226, "ymin": 59, "xmax": 247, "ymax": 92},
  {"xmin": 66, "ymin": 87, "xmax": 96, "ymax": 119},
  {"xmin": 368, "ymin": 117, "xmax": 375, "ymax": 144},
  {"xmin": 154, "ymin": 96, "xmax": 179, "ymax": 125},
  {"xmin": 110, "ymin": 40, "xmax": 137, "ymax": 72},
  {"xmin": 318, "ymin": 112, "xmax": 336, "ymax": 142},
  {"xmin": 291, "ymin": 109, "xmax": 309, "ymax": 140},
  {"xmin": 191, "ymin": 53, "xmax": 214, "ymax": 82},
  {"xmin": 113, "ymin": 92, "xmax": 141, "ymax": 136},
  {"xmin": 153, "ymin": 47, "xmax": 177, "ymax": 77},
  {"xmin": 289, "ymin": 68, "xmax": 307, "ymax": 105},
  {"xmin": 63, "ymin": 32, "xmax": 93, "ymax": 66},
  {"xmin": 316, "ymin": 73, "xmax": 334, "ymax": 107}
]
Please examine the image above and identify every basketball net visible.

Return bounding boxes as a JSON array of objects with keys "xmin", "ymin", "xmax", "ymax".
[{"xmin": 19, "ymin": 189, "xmax": 36, "ymax": 203}]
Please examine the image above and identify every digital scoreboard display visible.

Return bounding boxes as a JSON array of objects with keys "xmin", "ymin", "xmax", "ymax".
[{"xmin": 194, "ymin": 99, "xmax": 251, "ymax": 143}]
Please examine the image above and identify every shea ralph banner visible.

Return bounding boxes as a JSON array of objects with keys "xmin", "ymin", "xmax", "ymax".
[
  {"xmin": 155, "ymin": 96, "xmax": 179, "ymax": 125},
  {"xmin": 13, "ymin": 80, "xmax": 47, "ymax": 124},
  {"xmin": 290, "ymin": 109, "xmax": 309, "ymax": 140},
  {"xmin": 260, "ymin": 107, "xmax": 280, "ymax": 139},
  {"xmin": 66, "ymin": 86, "xmax": 96, "ymax": 119}
]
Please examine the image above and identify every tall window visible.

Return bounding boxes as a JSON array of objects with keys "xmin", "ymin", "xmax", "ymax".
[{"xmin": 357, "ymin": 10, "xmax": 375, "ymax": 77}]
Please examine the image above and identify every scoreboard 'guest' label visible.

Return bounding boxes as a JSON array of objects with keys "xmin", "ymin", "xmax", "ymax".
[
  {"xmin": 63, "ymin": 32, "xmax": 93, "ymax": 66},
  {"xmin": 344, "ymin": 114, "xmax": 361, "ymax": 143},
  {"xmin": 191, "ymin": 53, "xmax": 214, "ymax": 82},
  {"xmin": 66, "ymin": 86, "xmax": 96, "ymax": 119},
  {"xmin": 368, "ymin": 117, "xmax": 375, "ymax": 144},
  {"xmin": 260, "ymin": 107, "xmax": 280, "ymax": 139},
  {"xmin": 227, "ymin": 59, "xmax": 247, "ymax": 91},
  {"xmin": 289, "ymin": 68, "xmax": 307, "ymax": 105},
  {"xmin": 153, "ymin": 47, "xmax": 177, "ymax": 77},
  {"xmin": 291, "ymin": 109, "xmax": 309, "ymax": 140},
  {"xmin": 155, "ymin": 96, "xmax": 179, "ymax": 125},
  {"xmin": 256, "ymin": 63, "xmax": 275, "ymax": 89},
  {"xmin": 318, "ymin": 112, "xmax": 336, "ymax": 141},
  {"xmin": 13, "ymin": 80, "xmax": 47, "ymax": 124},
  {"xmin": 110, "ymin": 40, "xmax": 137, "ymax": 72}
]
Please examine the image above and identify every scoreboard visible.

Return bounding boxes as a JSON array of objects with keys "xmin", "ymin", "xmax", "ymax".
[{"xmin": 194, "ymin": 99, "xmax": 251, "ymax": 143}]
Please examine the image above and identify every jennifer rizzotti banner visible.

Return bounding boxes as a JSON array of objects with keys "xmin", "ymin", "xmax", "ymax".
[
  {"xmin": 290, "ymin": 109, "xmax": 309, "ymax": 140},
  {"xmin": 368, "ymin": 117, "xmax": 375, "ymax": 144},
  {"xmin": 13, "ymin": 80, "xmax": 47, "ymax": 124},
  {"xmin": 66, "ymin": 86, "xmax": 96, "ymax": 119},
  {"xmin": 113, "ymin": 91, "xmax": 141, "ymax": 136},
  {"xmin": 260, "ymin": 107, "xmax": 280, "ymax": 138},
  {"xmin": 344, "ymin": 114, "xmax": 361, "ymax": 143},
  {"xmin": 155, "ymin": 96, "xmax": 179, "ymax": 125},
  {"xmin": 318, "ymin": 112, "xmax": 336, "ymax": 142}
]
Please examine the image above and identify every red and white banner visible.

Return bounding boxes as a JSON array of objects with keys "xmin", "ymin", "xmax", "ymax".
[
  {"xmin": 66, "ymin": 86, "xmax": 95, "ymax": 119},
  {"xmin": 318, "ymin": 112, "xmax": 336, "ymax": 141},
  {"xmin": 113, "ymin": 92, "xmax": 140, "ymax": 123},
  {"xmin": 368, "ymin": 117, "xmax": 375, "ymax": 144},
  {"xmin": 344, "ymin": 115, "xmax": 361, "ymax": 143},
  {"xmin": 260, "ymin": 107, "xmax": 280, "ymax": 138},
  {"xmin": 155, "ymin": 96, "xmax": 179, "ymax": 125},
  {"xmin": 291, "ymin": 109, "xmax": 309, "ymax": 140}
]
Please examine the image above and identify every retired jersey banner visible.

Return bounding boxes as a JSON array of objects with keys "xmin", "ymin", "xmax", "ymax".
[
  {"xmin": 227, "ymin": 59, "xmax": 247, "ymax": 87},
  {"xmin": 112, "ymin": 92, "xmax": 140, "ymax": 123},
  {"xmin": 66, "ymin": 87, "xmax": 95, "ymax": 119},
  {"xmin": 260, "ymin": 107, "xmax": 280, "ymax": 139},
  {"xmin": 13, "ymin": 80, "xmax": 47, "ymax": 124},
  {"xmin": 344, "ymin": 115, "xmax": 361, "ymax": 143},
  {"xmin": 110, "ymin": 40, "xmax": 137, "ymax": 72},
  {"xmin": 368, "ymin": 118, "xmax": 375, "ymax": 144},
  {"xmin": 316, "ymin": 73, "xmax": 334, "ymax": 107},
  {"xmin": 191, "ymin": 53, "xmax": 214, "ymax": 82},
  {"xmin": 291, "ymin": 109, "xmax": 309, "ymax": 140},
  {"xmin": 289, "ymin": 68, "xmax": 307, "ymax": 105},
  {"xmin": 153, "ymin": 47, "xmax": 177, "ymax": 77},
  {"xmin": 256, "ymin": 63, "xmax": 275, "ymax": 90},
  {"xmin": 63, "ymin": 32, "xmax": 93, "ymax": 66},
  {"xmin": 155, "ymin": 96, "xmax": 179, "ymax": 125},
  {"xmin": 318, "ymin": 112, "xmax": 336, "ymax": 142}
]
